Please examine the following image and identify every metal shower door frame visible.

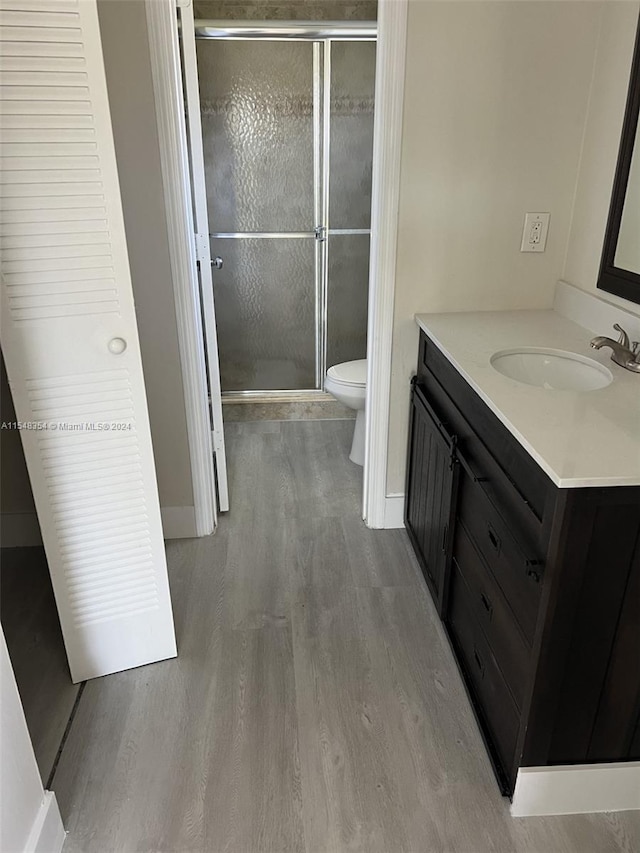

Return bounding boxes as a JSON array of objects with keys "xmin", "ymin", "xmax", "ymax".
[{"xmin": 196, "ymin": 20, "xmax": 377, "ymax": 397}]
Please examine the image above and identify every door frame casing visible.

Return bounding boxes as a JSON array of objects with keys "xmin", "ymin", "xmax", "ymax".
[
  {"xmin": 145, "ymin": 0, "xmax": 216, "ymax": 535},
  {"xmin": 145, "ymin": 0, "xmax": 408, "ymax": 529},
  {"xmin": 363, "ymin": 0, "xmax": 408, "ymax": 527},
  {"xmin": 178, "ymin": 0, "xmax": 230, "ymax": 513},
  {"xmin": 203, "ymin": 33, "xmax": 374, "ymax": 397}
]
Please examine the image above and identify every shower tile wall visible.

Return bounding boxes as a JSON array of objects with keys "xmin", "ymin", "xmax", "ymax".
[
  {"xmin": 194, "ymin": 1, "xmax": 377, "ymax": 21},
  {"xmin": 330, "ymin": 42, "xmax": 375, "ymax": 230},
  {"xmin": 327, "ymin": 40, "xmax": 375, "ymax": 368}
]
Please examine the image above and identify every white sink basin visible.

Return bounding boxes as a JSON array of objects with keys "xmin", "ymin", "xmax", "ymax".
[{"xmin": 490, "ymin": 347, "xmax": 613, "ymax": 391}]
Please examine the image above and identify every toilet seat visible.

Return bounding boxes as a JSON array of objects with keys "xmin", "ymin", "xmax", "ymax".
[{"xmin": 326, "ymin": 359, "xmax": 367, "ymax": 388}]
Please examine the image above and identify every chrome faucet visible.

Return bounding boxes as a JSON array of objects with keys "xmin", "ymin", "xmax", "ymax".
[{"xmin": 590, "ymin": 324, "xmax": 640, "ymax": 374}]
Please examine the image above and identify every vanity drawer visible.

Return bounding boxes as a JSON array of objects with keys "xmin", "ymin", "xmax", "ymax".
[
  {"xmin": 458, "ymin": 469, "xmax": 543, "ymax": 644},
  {"xmin": 453, "ymin": 521, "xmax": 531, "ymax": 710},
  {"xmin": 448, "ymin": 561, "xmax": 521, "ymax": 777}
]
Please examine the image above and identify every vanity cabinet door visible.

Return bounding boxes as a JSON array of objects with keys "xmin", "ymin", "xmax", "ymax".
[{"xmin": 405, "ymin": 380, "xmax": 459, "ymax": 615}]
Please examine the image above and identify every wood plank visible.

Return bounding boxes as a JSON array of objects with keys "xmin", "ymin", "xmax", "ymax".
[
  {"xmin": 292, "ymin": 584, "xmax": 412, "ymax": 853},
  {"xmin": 341, "ymin": 516, "xmax": 422, "ymax": 588},
  {"xmin": 279, "ymin": 419, "xmax": 362, "ymax": 520},
  {"xmin": 354, "ymin": 583, "xmax": 515, "ymax": 852},
  {"xmin": 201, "ymin": 626, "xmax": 304, "ymax": 853}
]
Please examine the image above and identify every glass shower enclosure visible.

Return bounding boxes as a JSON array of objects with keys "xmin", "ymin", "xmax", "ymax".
[{"xmin": 194, "ymin": 21, "xmax": 376, "ymax": 395}]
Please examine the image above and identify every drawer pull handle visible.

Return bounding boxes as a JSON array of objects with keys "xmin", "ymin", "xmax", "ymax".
[
  {"xmin": 473, "ymin": 647, "xmax": 485, "ymax": 676},
  {"xmin": 525, "ymin": 558, "xmax": 544, "ymax": 583},
  {"xmin": 480, "ymin": 592, "xmax": 493, "ymax": 616},
  {"xmin": 487, "ymin": 524, "xmax": 501, "ymax": 553}
]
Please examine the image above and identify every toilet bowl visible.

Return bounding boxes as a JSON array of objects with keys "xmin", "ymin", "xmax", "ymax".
[{"xmin": 325, "ymin": 359, "xmax": 367, "ymax": 466}]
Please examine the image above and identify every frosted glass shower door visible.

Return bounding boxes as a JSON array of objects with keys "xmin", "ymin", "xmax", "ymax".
[
  {"xmin": 212, "ymin": 237, "xmax": 316, "ymax": 390},
  {"xmin": 196, "ymin": 39, "xmax": 317, "ymax": 392}
]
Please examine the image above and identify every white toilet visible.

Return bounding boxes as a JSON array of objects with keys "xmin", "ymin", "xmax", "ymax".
[{"xmin": 325, "ymin": 359, "xmax": 367, "ymax": 466}]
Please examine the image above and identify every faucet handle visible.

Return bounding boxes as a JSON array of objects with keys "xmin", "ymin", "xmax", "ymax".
[
  {"xmin": 613, "ymin": 323, "xmax": 630, "ymax": 348},
  {"xmin": 632, "ymin": 341, "xmax": 640, "ymax": 359}
]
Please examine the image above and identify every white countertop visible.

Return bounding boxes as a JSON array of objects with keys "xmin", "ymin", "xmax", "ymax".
[{"xmin": 415, "ymin": 310, "xmax": 640, "ymax": 488}]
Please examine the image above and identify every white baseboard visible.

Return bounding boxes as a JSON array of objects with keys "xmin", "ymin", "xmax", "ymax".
[
  {"xmin": 511, "ymin": 762, "xmax": 640, "ymax": 817},
  {"xmin": 383, "ymin": 493, "xmax": 405, "ymax": 529},
  {"xmin": 0, "ymin": 513, "xmax": 42, "ymax": 548},
  {"xmin": 161, "ymin": 506, "xmax": 197, "ymax": 539},
  {"xmin": 26, "ymin": 790, "xmax": 66, "ymax": 853},
  {"xmin": 2, "ymin": 507, "xmax": 198, "ymax": 546}
]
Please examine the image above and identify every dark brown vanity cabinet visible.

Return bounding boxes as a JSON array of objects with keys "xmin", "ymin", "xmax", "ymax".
[{"xmin": 407, "ymin": 329, "xmax": 640, "ymax": 796}]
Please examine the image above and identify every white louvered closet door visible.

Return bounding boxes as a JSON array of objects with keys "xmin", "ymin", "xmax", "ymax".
[{"xmin": 0, "ymin": 0, "xmax": 177, "ymax": 682}]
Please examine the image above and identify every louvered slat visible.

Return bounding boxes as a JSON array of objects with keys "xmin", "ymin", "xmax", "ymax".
[
  {"xmin": 0, "ymin": 25, "xmax": 81, "ymax": 42},
  {"xmin": 1, "ymin": 228, "xmax": 106, "ymax": 246},
  {"xmin": 0, "ymin": 0, "xmax": 78, "ymax": 10},
  {"xmin": 0, "ymin": 129, "xmax": 96, "ymax": 142},
  {"xmin": 0, "ymin": 39, "xmax": 83, "ymax": 57},
  {"xmin": 0, "ymin": 53, "xmax": 86, "ymax": 71},
  {"xmin": 4, "ymin": 243, "xmax": 110, "ymax": 260},
  {"xmin": 0, "ymin": 99, "xmax": 91, "ymax": 115},
  {"xmin": 0, "ymin": 7, "xmax": 80, "ymax": 26}
]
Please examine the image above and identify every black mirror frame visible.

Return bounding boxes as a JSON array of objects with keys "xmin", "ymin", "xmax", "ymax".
[{"xmin": 597, "ymin": 17, "xmax": 640, "ymax": 305}]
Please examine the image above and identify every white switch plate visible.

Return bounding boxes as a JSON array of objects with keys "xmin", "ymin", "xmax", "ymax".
[{"xmin": 521, "ymin": 212, "xmax": 550, "ymax": 253}]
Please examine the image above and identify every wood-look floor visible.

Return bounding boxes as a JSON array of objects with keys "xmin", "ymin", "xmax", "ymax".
[
  {"xmin": 1, "ymin": 544, "xmax": 80, "ymax": 784},
  {"xmin": 52, "ymin": 421, "xmax": 640, "ymax": 853}
]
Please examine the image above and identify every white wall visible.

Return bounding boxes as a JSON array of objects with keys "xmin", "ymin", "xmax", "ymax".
[
  {"xmin": 97, "ymin": 0, "xmax": 196, "ymax": 526},
  {"xmin": 0, "ymin": 633, "xmax": 41, "ymax": 853},
  {"xmin": 0, "ymin": 631, "xmax": 64, "ymax": 853},
  {"xmin": 386, "ymin": 0, "xmax": 609, "ymax": 495},
  {"xmin": 563, "ymin": 1, "xmax": 640, "ymax": 317}
]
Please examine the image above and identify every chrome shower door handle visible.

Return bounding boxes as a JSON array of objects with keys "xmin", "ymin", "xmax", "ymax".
[{"xmin": 212, "ymin": 256, "xmax": 223, "ymax": 270}]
